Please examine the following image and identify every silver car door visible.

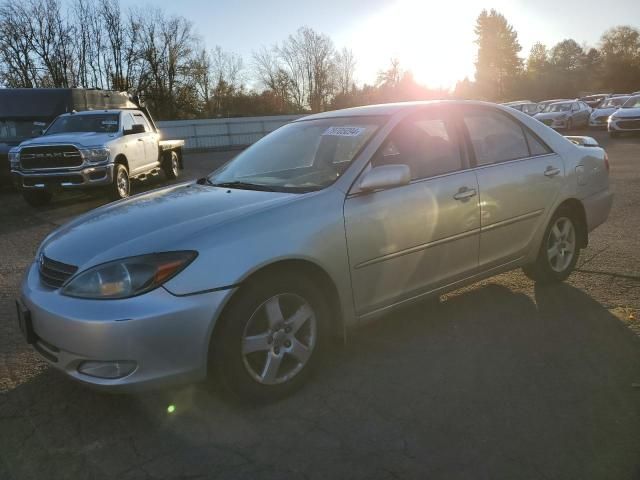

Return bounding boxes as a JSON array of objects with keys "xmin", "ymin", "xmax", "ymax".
[
  {"xmin": 344, "ymin": 108, "xmax": 480, "ymax": 316},
  {"xmin": 462, "ymin": 107, "xmax": 564, "ymax": 269}
]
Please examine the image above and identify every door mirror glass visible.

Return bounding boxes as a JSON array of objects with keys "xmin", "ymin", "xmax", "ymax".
[
  {"xmin": 124, "ymin": 124, "xmax": 145, "ymax": 135},
  {"xmin": 359, "ymin": 165, "xmax": 411, "ymax": 192}
]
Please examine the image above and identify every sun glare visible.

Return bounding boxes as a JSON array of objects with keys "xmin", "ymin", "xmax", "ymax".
[{"xmin": 343, "ymin": 0, "xmax": 488, "ymax": 89}]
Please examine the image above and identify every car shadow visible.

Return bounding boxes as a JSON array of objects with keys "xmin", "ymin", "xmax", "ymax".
[{"xmin": 1, "ymin": 281, "xmax": 639, "ymax": 479}]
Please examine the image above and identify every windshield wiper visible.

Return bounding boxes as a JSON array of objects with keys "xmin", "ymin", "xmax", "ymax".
[
  {"xmin": 196, "ymin": 177, "xmax": 215, "ymax": 186},
  {"xmin": 209, "ymin": 181, "xmax": 278, "ymax": 192}
]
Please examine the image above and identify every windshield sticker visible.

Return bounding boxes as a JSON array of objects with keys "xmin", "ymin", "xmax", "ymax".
[
  {"xmin": 101, "ymin": 120, "xmax": 118, "ymax": 125},
  {"xmin": 322, "ymin": 126, "xmax": 365, "ymax": 137}
]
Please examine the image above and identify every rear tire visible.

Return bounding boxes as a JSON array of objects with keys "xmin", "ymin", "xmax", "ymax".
[
  {"xmin": 22, "ymin": 190, "xmax": 52, "ymax": 207},
  {"xmin": 523, "ymin": 207, "xmax": 581, "ymax": 284},
  {"xmin": 162, "ymin": 151, "xmax": 180, "ymax": 180},
  {"xmin": 210, "ymin": 272, "xmax": 329, "ymax": 402},
  {"xmin": 109, "ymin": 163, "xmax": 130, "ymax": 201}
]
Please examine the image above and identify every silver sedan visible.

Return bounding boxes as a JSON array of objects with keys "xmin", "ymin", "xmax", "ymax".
[{"xmin": 17, "ymin": 101, "xmax": 613, "ymax": 400}]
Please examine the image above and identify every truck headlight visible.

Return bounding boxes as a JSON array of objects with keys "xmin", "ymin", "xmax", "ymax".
[
  {"xmin": 61, "ymin": 251, "xmax": 197, "ymax": 299},
  {"xmin": 8, "ymin": 149, "xmax": 20, "ymax": 166},
  {"xmin": 82, "ymin": 147, "xmax": 110, "ymax": 163}
]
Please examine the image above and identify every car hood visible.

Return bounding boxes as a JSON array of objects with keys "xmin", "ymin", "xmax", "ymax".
[
  {"xmin": 534, "ymin": 112, "xmax": 569, "ymax": 120},
  {"xmin": 591, "ymin": 107, "xmax": 617, "ymax": 117},
  {"xmin": 40, "ymin": 182, "xmax": 297, "ymax": 270},
  {"xmin": 611, "ymin": 107, "xmax": 640, "ymax": 119},
  {"xmin": 19, "ymin": 132, "xmax": 117, "ymax": 148}
]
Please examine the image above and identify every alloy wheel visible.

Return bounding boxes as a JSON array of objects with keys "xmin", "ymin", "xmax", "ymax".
[
  {"xmin": 241, "ymin": 293, "xmax": 317, "ymax": 385},
  {"xmin": 546, "ymin": 216, "xmax": 576, "ymax": 273}
]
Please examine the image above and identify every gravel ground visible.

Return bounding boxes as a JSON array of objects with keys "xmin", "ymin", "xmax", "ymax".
[{"xmin": 1, "ymin": 131, "xmax": 639, "ymax": 480}]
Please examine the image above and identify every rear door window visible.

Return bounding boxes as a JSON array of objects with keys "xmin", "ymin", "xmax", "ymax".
[{"xmin": 462, "ymin": 110, "xmax": 530, "ymax": 165}]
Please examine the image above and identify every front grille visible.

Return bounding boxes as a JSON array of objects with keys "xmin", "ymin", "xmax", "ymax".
[
  {"xmin": 39, "ymin": 254, "xmax": 78, "ymax": 289},
  {"xmin": 20, "ymin": 145, "xmax": 82, "ymax": 170},
  {"xmin": 617, "ymin": 120, "xmax": 640, "ymax": 130}
]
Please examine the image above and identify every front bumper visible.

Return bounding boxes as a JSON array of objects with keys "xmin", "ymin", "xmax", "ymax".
[
  {"xmin": 19, "ymin": 262, "xmax": 234, "ymax": 392},
  {"xmin": 539, "ymin": 118, "xmax": 569, "ymax": 129},
  {"xmin": 589, "ymin": 118, "xmax": 608, "ymax": 128},
  {"xmin": 608, "ymin": 119, "xmax": 640, "ymax": 132},
  {"xmin": 11, "ymin": 164, "xmax": 115, "ymax": 190}
]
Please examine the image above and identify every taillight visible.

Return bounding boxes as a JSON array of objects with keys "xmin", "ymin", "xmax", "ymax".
[{"xmin": 604, "ymin": 152, "xmax": 610, "ymax": 173}]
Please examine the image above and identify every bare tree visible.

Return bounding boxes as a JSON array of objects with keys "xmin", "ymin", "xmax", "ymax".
[
  {"xmin": 0, "ymin": 0, "xmax": 38, "ymax": 87},
  {"xmin": 334, "ymin": 47, "xmax": 356, "ymax": 95}
]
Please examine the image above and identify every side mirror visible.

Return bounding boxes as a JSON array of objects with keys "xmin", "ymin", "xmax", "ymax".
[
  {"xmin": 359, "ymin": 165, "xmax": 411, "ymax": 192},
  {"xmin": 124, "ymin": 124, "xmax": 145, "ymax": 135}
]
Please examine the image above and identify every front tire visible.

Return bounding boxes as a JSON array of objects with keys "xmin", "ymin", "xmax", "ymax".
[
  {"xmin": 22, "ymin": 190, "xmax": 52, "ymax": 207},
  {"xmin": 523, "ymin": 208, "xmax": 580, "ymax": 284},
  {"xmin": 211, "ymin": 272, "xmax": 329, "ymax": 402},
  {"xmin": 162, "ymin": 151, "xmax": 180, "ymax": 180},
  {"xmin": 109, "ymin": 163, "xmax": 130, "ymax": 200}
]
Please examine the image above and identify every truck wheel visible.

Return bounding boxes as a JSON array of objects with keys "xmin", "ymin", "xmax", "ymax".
[
  {"xmin": 22, "ymin": 190, "xmax": 52, "ymax": 207},
  {"xmin": 163, "ymin": 151, "xmax": 180, "ymax": 180},
  {"xmin": 109, "ymin": 163, "xmax": 130, "ymax": 200}
]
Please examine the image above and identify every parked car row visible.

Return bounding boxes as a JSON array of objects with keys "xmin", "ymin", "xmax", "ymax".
[{"xmin": 503, "ymin": 92, "xmax": 640, "ymax": 136}]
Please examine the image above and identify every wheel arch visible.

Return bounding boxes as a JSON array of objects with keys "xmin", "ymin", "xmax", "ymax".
[
  {"xmin": 114, "ymin": 153, "xmax": 129, "ymax": 171},
  {"xmin": 555, "ymin": 197, "xmax": 588, "ymax": 248},
  {"xmin": 210, "ymin": 258, "xmax": 344, "ymax": 344}
]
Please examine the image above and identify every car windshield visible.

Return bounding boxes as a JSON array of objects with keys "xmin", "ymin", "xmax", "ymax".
[
  {"xmin": 622, "ymin": 96, "xmax": 640, "ymax": 108},
  {"xmin": 546, "ymin": 103, "xmax": 572, "ymax": 112},
  {"xmin": 206, "ymin": 116, "xmax": 384, "ymax": 192},
  {"xmin": 45, "ymin": 114, "xmax": 120, "ymax": 135},
  {"xmin": 600, "ymin": 98, "xmax": 628, "ymax": 108},
  {"xmin": 0, "ymin": 120, "xmax": 48, "ymax": 141}
]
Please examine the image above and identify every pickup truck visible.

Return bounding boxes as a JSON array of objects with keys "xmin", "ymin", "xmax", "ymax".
[{"xmin": 9, "ymin": 108, "xmax": 184, "ymax": 206}]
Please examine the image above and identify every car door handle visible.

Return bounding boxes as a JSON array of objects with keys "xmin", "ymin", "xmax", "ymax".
[
  {"xmin": 544, "ymin": 166, "xmax": 561, "ymax": 177},
  {"xmin": 453, "ymin": 187, "xmax": 477, "ymax": 201},
  {"xmin": 137, "ymin": 138, "xmax": 144, "ymax": 142}
]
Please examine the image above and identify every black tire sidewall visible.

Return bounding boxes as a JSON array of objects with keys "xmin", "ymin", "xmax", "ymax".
[
  {"xmin": 211, "ymin": 272, "xmax": 329, "ymax": 402},
  {"xmin": 163, "ymin": 152, "xmax": 179, "ymax": 179}
]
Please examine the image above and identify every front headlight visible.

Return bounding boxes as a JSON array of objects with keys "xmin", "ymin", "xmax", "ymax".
[
  {"xmin": 8, "ymin": 148, "xmax": 20, "ymax": 166},
  {"xmin": 62, "ymin": 251, "xmax": 197, "ymax": 299},
  {"xmin": 81, "ymin": 147, "xmax": 110, "ymax": 163}
]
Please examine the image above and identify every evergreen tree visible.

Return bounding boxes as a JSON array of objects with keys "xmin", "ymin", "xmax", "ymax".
[{"xmin": 474, "ymin": 9, "xmax": 522, "ymax": 100}]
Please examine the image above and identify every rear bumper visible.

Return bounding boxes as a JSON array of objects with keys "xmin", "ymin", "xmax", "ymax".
[
  {"xmin": 583, "ymin": 189, "xmax": 613, "ymax": 232},
  {"xmin": 11, "ymin": 164, "xmax": 114, "ymax": 190}
]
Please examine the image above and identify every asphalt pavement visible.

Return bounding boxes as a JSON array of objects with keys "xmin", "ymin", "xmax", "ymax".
[{"xmin": 1, "ymin": 131, "xmax": 639, "ymax": 480}]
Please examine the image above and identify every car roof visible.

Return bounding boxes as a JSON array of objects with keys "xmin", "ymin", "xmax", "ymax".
[
  {"xmin": 296, "ymin": 100, "xmax": 514, "ymax": 121},
  {"xmin": 57, "ymin": 109, "xmax": 136, "ymax": 117},
  {"xmin": 503, "ymin": 100, "xmax": 536, "ymax": 106}
]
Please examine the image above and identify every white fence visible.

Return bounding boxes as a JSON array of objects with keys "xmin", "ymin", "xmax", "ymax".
[{"xmin": 157, "ymin": 115, "xmax": 305, "ymax": 151}]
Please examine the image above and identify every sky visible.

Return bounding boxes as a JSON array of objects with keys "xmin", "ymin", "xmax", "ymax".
[{"xmin": 120, "ymin": 0, "xmax": 640, "ymax": 89}]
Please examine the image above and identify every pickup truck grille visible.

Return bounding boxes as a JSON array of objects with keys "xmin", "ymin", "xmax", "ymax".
[
  {"xmin": 20, "ymin": 146, "xmax": 82, "ymax": 170},
  {"xmin": 39, "ymin": 254, "xmax": 78, "ymax": 289}
]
